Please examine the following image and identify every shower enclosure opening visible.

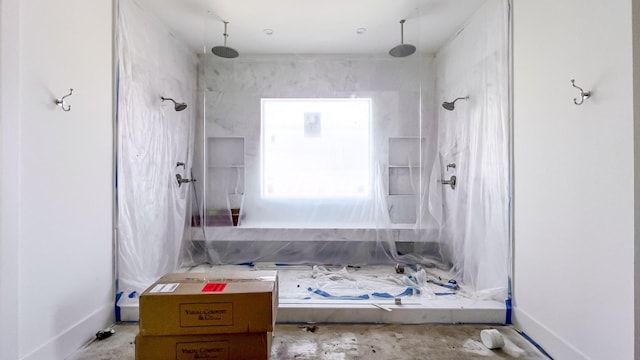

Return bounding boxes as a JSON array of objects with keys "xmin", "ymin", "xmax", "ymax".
[{"xmin": 115, "ymin": 0, "xmax": 512, "ymax": 323}]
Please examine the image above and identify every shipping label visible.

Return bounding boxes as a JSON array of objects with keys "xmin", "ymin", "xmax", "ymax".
[{"xmin": 202, "ymin": 283, "xmax": 227, "ymax": 292}]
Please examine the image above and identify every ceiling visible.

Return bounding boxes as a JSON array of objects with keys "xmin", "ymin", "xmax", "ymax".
[{"xmin": 135, "ymin": 0, "xmax": 488, "ymax": 55}]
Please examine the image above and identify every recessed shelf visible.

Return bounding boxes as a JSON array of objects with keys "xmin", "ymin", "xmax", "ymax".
[
  {"xmin": 206, "ymin": 137, "xmax": 245, "ymax": 214},
  {"xmin": 388, "ymin": 137, "xmax": 424, "ymax": 225}
]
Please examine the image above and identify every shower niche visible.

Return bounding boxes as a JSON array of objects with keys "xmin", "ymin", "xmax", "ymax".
[
  {"xmin": 388, "ymin": 136, "xmax": 424, "ymax": 225},
  {"xmin": 205, "ymin": 136, "xmax": 245, "ymax": 226}
]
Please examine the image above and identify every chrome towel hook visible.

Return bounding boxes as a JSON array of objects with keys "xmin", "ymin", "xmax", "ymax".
[
  {"xmin": 55, "ymin": 88, "xmax": 74, "ymax": 111},
  {"xmin": 570, "ymin": 79, "xmax": 591, "ymax": 105}
]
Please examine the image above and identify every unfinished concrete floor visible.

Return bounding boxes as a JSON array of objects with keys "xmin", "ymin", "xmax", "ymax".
[{"xmin": 67, "ymin": 323, "xmax": 549, "ymax": 359}]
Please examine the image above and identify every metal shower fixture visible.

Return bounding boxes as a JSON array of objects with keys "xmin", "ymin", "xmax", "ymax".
[
  {"xmin": 161, "ymin": 96, "xmax": 187, "ymax": 112},
  {"xmin": 176, "ymin": 174, "xmax": 195, "ymax": 187},
  {"xmin": 442, "ymin": 96, "xmax": 469, "ymax": 111},
  {"xmin": 212, "ymin": 21, "xmax": 239, "ymax": 58},
  {"xmin": 389, "ymin": 19, "xmax": 416, "ymax": 58}
]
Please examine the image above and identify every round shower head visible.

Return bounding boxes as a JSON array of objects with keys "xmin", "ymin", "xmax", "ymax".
[
  {"xmin": 212, "ymin": 21, "xmax": 239, "ymax": 59},
  {"xmin": 389, "ymin": 44, "xmax": 416, "ymax": 58},
  {"xmin": 161, "ymin": 96, "xmax": 188, "ymax": 112},
  {"xmin": 389, "ymin": 19, "xmax": 416, "ymax": 58},
  {"xmin": 212, "ymin": 45, "xmax": 239, "ymax": 59}
]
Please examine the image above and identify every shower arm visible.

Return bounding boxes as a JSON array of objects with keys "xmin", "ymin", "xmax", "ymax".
[{"xmin": 223, "ymin": 21, "xmax": 229, "ymax": 47}]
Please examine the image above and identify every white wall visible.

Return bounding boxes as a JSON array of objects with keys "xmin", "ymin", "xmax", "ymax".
[
  {"xmin": 0, "ymin": 0, "xmax": 114, "ymax": 359},
  {"xmin": 513, "ymin": 1, "xmax": 637, "ymax": 359},
  {"xmin": 634, "ymin": 1, "xmax": 640, "ymax": 356}
]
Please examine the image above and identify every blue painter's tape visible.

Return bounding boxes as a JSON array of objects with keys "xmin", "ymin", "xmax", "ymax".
[
  {"xmin": 519, "ymin": 331, "xmax": 554, "ymax": 359},
  {"xmin": 371, "ymin": 292, "xmax": 394, "ymax": 298},
  {"xmin": 427, "ymin": 279, "xmax": 459, "ymax": 290},
  {"xmin": 505, "ymin": 298, "xmax": 512, "ymax": 324},
  {"xmin": 372, "ymin": 287, "xmax": 421, "ymax": 298},
  {"xmin": 307, "ymin": 287, "xmax": 370, "ymax": 300},
  {"xmin": 115, "ymin": 291, "xmax": 123, "ymax": 322}
]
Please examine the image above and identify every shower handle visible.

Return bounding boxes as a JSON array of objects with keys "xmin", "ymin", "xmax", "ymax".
[
  {"xmin": 440, "ymin": 175, "xmax": 456, "ymax": 190},
  {"xmin": 176, "ymin": 174, "xmax": 195, "ymax": 187}
]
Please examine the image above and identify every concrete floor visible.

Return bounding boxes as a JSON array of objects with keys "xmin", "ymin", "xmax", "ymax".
[{"xmin": 67, "ymin": 323, "xmax": 550, "ymax": 359}]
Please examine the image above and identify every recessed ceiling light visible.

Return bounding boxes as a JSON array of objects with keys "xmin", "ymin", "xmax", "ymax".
[
  {"xmin": 356, "ymin": 28, "xmax": 367, "ymax": 34},
  {"xmin": 263, "ymin": 29, "xmax": 274, "ymax": 35}
]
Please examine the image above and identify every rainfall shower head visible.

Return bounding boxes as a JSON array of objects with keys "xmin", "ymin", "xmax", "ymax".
[
  {"xmin": 389, "ymin": 19, "xmax": 416, "ymax": 58},
  {"xmin": 442, "ymin": 96, "xmax": 469, "ymax": 111},
  {"xmin": 212, "ymin": 21, "xmax": 239, "ymax": 59},
  {"xmin": 161, "ymin": 96, "xmax": 188, "ymax": 112}
]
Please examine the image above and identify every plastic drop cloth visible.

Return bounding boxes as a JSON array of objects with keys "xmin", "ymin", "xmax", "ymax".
[
  {"xmin": 116, "ymin": 0, "xmax": 512, "ymax": 302},
  {"xmin": 116, "ymin": 0, "xmax": 198, "ymax": 293}
]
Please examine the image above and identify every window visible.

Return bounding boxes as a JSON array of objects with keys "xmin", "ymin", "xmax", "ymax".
[{"xmin": 261, "ymin": 98, "xmax": 371, "ymax": 198}]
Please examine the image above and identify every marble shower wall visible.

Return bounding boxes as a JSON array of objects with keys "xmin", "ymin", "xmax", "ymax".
[{"xmin": 195, "ymin": 54, "xmax": 436, "ymax": 228}]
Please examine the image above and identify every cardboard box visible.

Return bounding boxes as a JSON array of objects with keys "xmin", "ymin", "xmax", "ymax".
[
  {"xmin": 139, "ymin": 271, "xmax": 278, "ymax": 336},
  {"xmin": 135, "ymin": 332, "xmax": 272, "ymax": 360}
]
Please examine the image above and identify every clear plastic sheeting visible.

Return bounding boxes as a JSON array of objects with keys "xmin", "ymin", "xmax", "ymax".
[
  {"xmin": 116, "ymin": 0, "xmax": 198, "ymax": 294},
  {"xmin": 185, "ymin": 0, "xmax": 511, "ymax": 300},
  {"xmin": 184, "ymin": 263, "xmax": 481, "ymax": 304},
  {"xmin": 432, "ymin": 0, "xmax": 511, "ymax": 296},
  {"xmin": 116, "ymin": 0, "xmax": 511, "ymax": 303},
  {"xmin": 186, "ymin": 52, "xmax": 444, "ymax": 268}
]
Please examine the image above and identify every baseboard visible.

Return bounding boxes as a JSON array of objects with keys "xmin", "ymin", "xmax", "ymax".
[
  {"xmin": 21, "ymin": 303, "xmax": 114, "ymax": 360},
  {"xmin": 512, "ymin": 306, "xmax": 588, "ymax": 360}
]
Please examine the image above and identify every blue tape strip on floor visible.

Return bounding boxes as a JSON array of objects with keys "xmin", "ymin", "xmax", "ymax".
[
  {"xmin": 307, "ymin": 287, "xmax": 370, "ymax": 300},
  {"xmin": 519, "ymin": 331, "xmax": 554, "ymax": 359},
  {"xmin": 426, "ymin": 279, "xmax": 459, "ymax": 290},
  {"xmin": 372, "ymin": 287, "xmax": 421, "ymax": 298},
  {"xmin": 505, "ymin": 298, "xmax": 512, "ymax": 324},
  {"xmin": 236, "ymin": 262, "xmax": 254, "ymax": 267},
  {"xmin": 307, "ymin": 287, "xmax": 420, "ymax": 300}
]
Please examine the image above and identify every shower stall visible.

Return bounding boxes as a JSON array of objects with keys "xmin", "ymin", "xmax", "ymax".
[{"xmin": 115, "ymin": 0, "xmax": 511, "ymax": 322}]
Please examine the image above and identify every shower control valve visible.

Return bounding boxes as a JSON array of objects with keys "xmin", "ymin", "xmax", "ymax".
[
  {"xmin": 176, "ymin": 174, "xmax": 195, "ymax": 187},
  {"xmin": 440, "ymin": 175, "xmax": 457, "ymax": 190}
]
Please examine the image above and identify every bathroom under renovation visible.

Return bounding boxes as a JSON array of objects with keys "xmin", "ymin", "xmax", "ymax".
[
  {"xmin": 91, "ymin": 0, "xmax": 538, "ymax": 357},
  {"xmin": 5, "ymin": 0, "xmax": 638, "ymax": 358}
]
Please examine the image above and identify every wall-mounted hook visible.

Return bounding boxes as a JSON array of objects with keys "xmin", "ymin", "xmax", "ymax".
[
  {"xmin": 570, "ymin": 79, "xmax": 591, "ymax": 105},
  {"xmin": 55, "ymin": 88, "xmax": 74, "ymax": 112}
]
